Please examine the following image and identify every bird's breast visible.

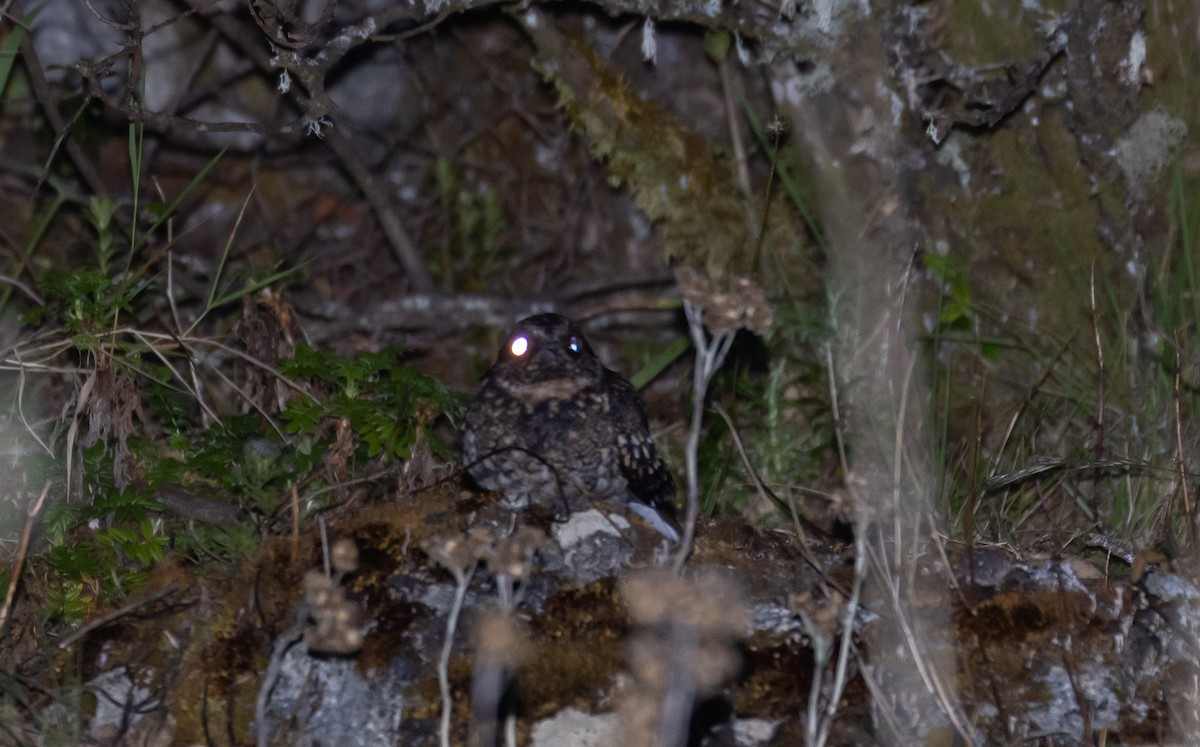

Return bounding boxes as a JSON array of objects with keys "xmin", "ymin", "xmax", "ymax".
[{"xmin": 497, "ymin": 375, "xmax": 592, "ymax": 401}]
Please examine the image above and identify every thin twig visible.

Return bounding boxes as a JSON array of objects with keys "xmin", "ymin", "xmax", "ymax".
[
  {"xmin": 803, "ymin": 621, "xmax": 828, "ymax": 746},
  {"xmin": 718, "ymin": 54, "xmax": 753, "ymax": 217},
  {"xmin": 1172, "ymin": 338, "xmax": 1196, "ymax": 544},
  {"xmin": 711, "ymin": 403, "xmax": 852, "ymax": 599},
  {"xmin": 55, "ymin": 582, "xmax": 180, "ymax": 651},
  {"xmin": 323, "ymin": 128, "xmax": 434, "ymax": 292},
  {"xmin": 0, "ymin": 482, "xmax": 51, "ymax": 636},
  {"xmin": 312, "ymin": 497, "xmax": 323, "ymax": 572},
  {"xmin": 986, "ymin": 333, "xmax": 1077, "ymax": 480},
  {"xmin": 127, "ymin": 329, "xmax": 221, "ymax": 426},
  {"xmin": 439, "ymin": 562, "xmax": 476, "ymax": 747},
  {"xmin": 673, "ymin": 300, "xmax": 734, "ymax": 572},
  {"xmin": 824, "ymin": 344, "xmax": 849, "ymax": 476},
  {"xmin": 1089, "ymin": 266, "xmax": 1106, "ymax": 519},
  {"xmin": 813, "ymin": 528, "xmax": 866, "ymax": 747},
  {"xmin": 172, "ymin": 0, "xmax": 438, "ymax": 291},
  {"xmin": 0, "ymin": 274, "xmax": 43, "ymax": 304},
  {"xmin": 806, "ymin": 339, "xmax": 863, "ymax": 747},
  {"xmin": 15, "ymin": 10, "xmax": 112, "ymax": 201}
]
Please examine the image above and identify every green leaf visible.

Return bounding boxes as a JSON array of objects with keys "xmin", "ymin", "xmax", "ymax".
[
  {"xmin": 629, "ymin": 336, "xmax": 690, "ymax": 390},
  {"xmin": 46, "ymin": 544, "xmax": 106, "ymax": 580},
  {"xmin": 42, "ymin": 503, "xmax": 81, "ymax": 545},
  {"xmin": 282, "ymin": 396, "xmax": 323, "ymax": 434},
  {"xmin": 45, "ymin": 581, "xmax": 88, "ymax": 621}
]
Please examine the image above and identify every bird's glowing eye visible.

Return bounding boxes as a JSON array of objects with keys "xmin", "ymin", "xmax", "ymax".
[
  {"xmin": 510, "ymin": 335, "xmax": 530, "ymax": 357},
  {"xmin": 567, "ymin": 337, "xmax": 582, "ymax": 355}
]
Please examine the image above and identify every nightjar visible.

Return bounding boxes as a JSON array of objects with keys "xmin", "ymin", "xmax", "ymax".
[{"xmin": 462, "ymin": 314, "xmax": 678, "ymax": 539}]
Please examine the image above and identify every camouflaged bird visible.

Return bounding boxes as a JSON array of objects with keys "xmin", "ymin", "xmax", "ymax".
[{"xmin": 462, "ymin": 314, "xmax": 679, "ymax": 540}]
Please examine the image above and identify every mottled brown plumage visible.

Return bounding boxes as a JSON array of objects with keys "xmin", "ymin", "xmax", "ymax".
[{"xmin": 462, "ymin": 314, "xmax": 676, "ymax": 533}]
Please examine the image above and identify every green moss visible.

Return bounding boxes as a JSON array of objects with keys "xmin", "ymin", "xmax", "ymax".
[{"xmin": 526, "ymin": 18, "xmax": 751, "ymax": 283}]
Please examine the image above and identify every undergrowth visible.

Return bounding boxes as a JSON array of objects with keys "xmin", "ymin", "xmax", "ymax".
[
  {"xmin": 692, "ymin": 106, "xmax": 836, "ymax": 527},
  {"xmin": 927, "ymin": 165, "xmax": 1200, "ymax": 552},
  {"xmin": 0, "ymin": 126, "xmax": 464, "ymax": 635}
]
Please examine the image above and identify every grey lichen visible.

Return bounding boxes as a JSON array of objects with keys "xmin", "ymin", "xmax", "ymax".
[{"xmin": 1115, "ymin": 107, "xmax": 1188, "ymax": 193}]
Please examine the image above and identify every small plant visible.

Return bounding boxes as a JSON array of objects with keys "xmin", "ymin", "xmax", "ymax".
[
  {"xmin": 138, "ymin": 345, "xmax": 463, "ymax": 532},
  {"xmin": 679, "ymin": 105, "xmax": 835, "ymax": 528},
  {"xmin": 0, "ymin": 112, "xmax": 468, "ymax": 627},
  {"xmin": 280, "ymin": 343, "xmax": 463, "ymax": 463},
  {"xmin": 37, "ymin": 447, "xmax": 165, "ymax": 620}
]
